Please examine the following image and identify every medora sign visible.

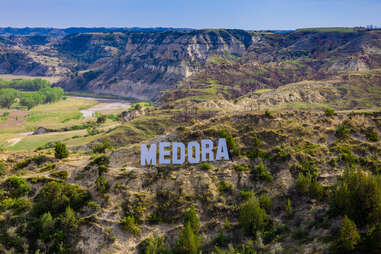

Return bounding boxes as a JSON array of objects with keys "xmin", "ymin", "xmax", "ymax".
[{"xmin": 141, "ymin": 138, "xmax": 230, "ymax": 166}]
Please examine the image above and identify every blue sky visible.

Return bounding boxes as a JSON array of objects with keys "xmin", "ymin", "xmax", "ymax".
[{"xmin": 1, "ymin": 0, "xmax": 381, "ymax": 29}]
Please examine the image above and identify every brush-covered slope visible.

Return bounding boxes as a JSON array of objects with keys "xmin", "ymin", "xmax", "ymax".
[{"xmin": 0, "ymin": 107, "xmax": 380, "ymax": 253}]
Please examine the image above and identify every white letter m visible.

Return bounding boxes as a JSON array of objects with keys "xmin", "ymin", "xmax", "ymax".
[{"xmin": 141, "ymin": 144, "xmax": 157, "ymax": 166}]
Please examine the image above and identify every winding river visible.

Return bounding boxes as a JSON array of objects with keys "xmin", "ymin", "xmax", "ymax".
[{"xmin": 68, "ymin": 97, "xmax": 132, "ymax": 118}]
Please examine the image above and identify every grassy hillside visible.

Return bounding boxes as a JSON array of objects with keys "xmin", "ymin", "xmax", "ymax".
[
  {"xmin": 0, "ymin": 29, "xmax": 380, "ymax": 254},
  {"xmin": 0, "ymin": 105, "xmax": 379, "ymax": 253}
]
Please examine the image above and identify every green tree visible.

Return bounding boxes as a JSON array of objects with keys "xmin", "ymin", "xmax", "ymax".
[
  {"xmin": 0, "ymin": 88, "xmax": 18, "ymax": 108},
  {"xmin": 248, "ymin": 135, "xmax": 261, "ymax": 159},
  {"xmin": 176, "ymin": 206, "xmax": 201, "ymax": 254},
  {"xmin": 59, "ymin": 206, "xmax": 79, "ymax": 233},
  {"xmin": 331, "ymin": 216, "xmax": 360, "ymax": 253},
  {"xmin": 239, "ymin": 195, "xmax": 269, "ymax": 235},
  {"xmin": 177, "ymin": 221, "xmax": 200, "ymax": 254},
  {"xmin": 330, "ymin": 170, "xmax": 381, "ymax": 227},
  {"xmin": 20, "ymin": 92, "xmax": 43, "ymax": 110},
  {"xmin": 39, "ymin": 212, "xmax": 55, "ymax": 240},
  {"xmin": 55, "ymin": 142, "xmax": 69, "ymax": 159},
  {"xmin": 9, "ymin": 78, "xmax": 51, "ymax": 91},
  {"xmin": 140, "ymin": 234, "xmax": 171, "ymax": 254},
  {"xmin": 253, "ymin": 160, "xmax": 273, "ymax": 182},
  {"xmin": 40, "ymin": 87, "xmax": 64, "ymax": 103},
  {"xmin": 33, "ymin": 181, "xmax": 90, "ymax": 216},
  {"xmin": 184, "ymin": 206, "xmax": 200, "ymax": 234}
]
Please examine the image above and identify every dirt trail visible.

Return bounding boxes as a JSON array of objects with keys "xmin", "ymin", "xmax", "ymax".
[
  {"xmin": 6, "ymin": 131, "xmax": 33, "ymax": 146},
  {"xmin": 5, "ymin": 123, "xmax": 119, "ymax": 147}
]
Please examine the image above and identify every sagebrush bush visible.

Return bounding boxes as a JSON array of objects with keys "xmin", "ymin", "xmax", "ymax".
[
  {"xmin": 253, "ymin": 161, "xmax": 273, "ymax": 182},
  {"xmin": 295, "ymin": 172, "xmax": 324, "ymax": 200},
  {"xmin": 5, "ymin": 176, "xmax": 31, "ymax": 198},
  {"xmin": 325, "ymin": 108, "xmax": 335, "ymax": 116},
  {"xmin": 96, "ymin": 176, "xmax": 110, "ymax": 194},
  {"xmin": 92, "ymin": 140, "xmax": 111, "ymax": 154},
  {"xmin": 121, "ymin": 216, "xmax": 141, "ymax": 235},
  {"xmin": 259, "ymin": 194, "xmax": 272, "ymax": 211},
  {"xmin": 335, "ymin": 124, "xmax": 350, "ymax": 139},
  {"xmin": 93, "ymin": 155, "xmax": 110, "ymax": 166},
  {"xmin": 96, "ymin": 114, "xmax": 106, "ymax": 124},
  {"xmin": 55, "ymin": 142, "xmax": 69, "ymax": 159},
  {"xmin": 234, "ymin": 164, "xmax": 249, "ymax": 171},
  {"xmin": 363, "ymin": 223, "xmax": 381, "ymax": 252}
]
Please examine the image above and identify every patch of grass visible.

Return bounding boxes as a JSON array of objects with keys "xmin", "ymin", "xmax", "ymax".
[
  {"xmin": 200, "ymin": 162, "xmax": 212, "ymax": 170},
  {"xmin": 253, "ymin": 89, "xmax": 273, "ymax": 96},
  {"xmin": 120, "ymin": 216, "xmax": 141, "ymax": 235},
  {"xmin": 325, "ymin": 108, "xmax": 335, "ymax": 116},
  {"xmin": 50, "ymin": 170, "xmax": 68, "ymax": 179},
  {"xmin": 234, "ymin": 164, "xmax": 249, "ymax": 171},
  {"xmin": 218, "ymin": 180, "xmax": 233, "ymax": 193}
]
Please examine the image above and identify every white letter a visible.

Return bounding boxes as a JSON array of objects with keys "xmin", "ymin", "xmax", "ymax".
[{"xmin": 216, "ymin": 138, "xmax": 229, "ymax": 161}]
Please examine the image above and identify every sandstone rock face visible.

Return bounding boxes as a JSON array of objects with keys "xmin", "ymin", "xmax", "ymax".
[{"xmin": 56, "ymin": 30, "xmax": 254, "ymax": 100}]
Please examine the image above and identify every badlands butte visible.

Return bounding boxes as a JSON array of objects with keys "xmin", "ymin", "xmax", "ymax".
[{"xmin": 0, "ymin": 27, "xmax": 380, "ymax": 254}]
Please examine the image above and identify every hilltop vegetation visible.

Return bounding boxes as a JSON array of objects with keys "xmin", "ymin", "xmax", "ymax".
[{"xmin": 0, "ymin": 79, "xmax": 64, "ymax": 109}]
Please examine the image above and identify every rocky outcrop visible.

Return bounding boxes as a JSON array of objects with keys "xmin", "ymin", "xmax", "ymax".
[
  {"xmin": 56, "ymin": 29, "xmax": 255, "ymax": 100},
  {"xmin": 32, "ymin": 127, "xmax": 53, "ymax": 135}
]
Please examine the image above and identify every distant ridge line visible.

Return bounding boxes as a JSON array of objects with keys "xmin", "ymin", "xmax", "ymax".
[
  {"xmin": 0, "ymin": 27, "xmax": 195, "ymax": 37},
  {"xmin": 0, "ymin": 27, "xmax": 298, "ymax": 37}
]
